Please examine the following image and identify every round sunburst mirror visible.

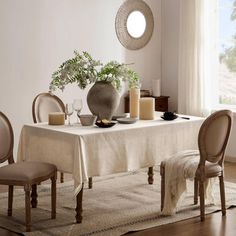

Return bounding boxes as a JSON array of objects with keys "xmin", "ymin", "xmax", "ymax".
[{"xmin": 115, "ymin": 0, "xmax": 154, "ymax": 50}]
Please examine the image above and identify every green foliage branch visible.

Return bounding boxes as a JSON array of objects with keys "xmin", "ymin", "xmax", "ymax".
[{"xmin": 50, "ymin": 51, "xmax": 140, "ymax": 92}]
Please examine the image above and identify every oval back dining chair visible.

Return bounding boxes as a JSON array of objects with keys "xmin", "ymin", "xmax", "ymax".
[
  {"xmin": 32, "ymin": 92, "xmax": 65, "ymax": 123},
  {"xmin": 32, "ymin": 92, "xmax": 65, "ymax": 183},
  {"xmin": 0, "ymin": 111, "xmax": 57, "ymax": 232},
  {"xmin": 160, "ymin": 110, "xmax": 233, "ymax": 221}
]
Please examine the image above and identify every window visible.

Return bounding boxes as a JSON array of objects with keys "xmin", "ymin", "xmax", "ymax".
[{"xmin": 218, "ymin": 0, "xmax": 236, "ymax": 107}]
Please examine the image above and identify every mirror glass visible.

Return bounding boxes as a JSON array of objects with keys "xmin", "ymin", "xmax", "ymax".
[{"xmin": 127, "ymin": 11, "xmax": 146, "ymax": 38}]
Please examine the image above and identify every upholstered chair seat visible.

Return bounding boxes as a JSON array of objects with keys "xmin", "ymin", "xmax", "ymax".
[
  {"xmin": 195, "ymin": 162, "xmax": 223, "ymax": 178},
  {"xmin": 161, "ymin": 159, "xmax": 222, "ymax": 179},
  {"xmin": 0, "ymin": 162, "xmax": 56, "ymax": 184}
]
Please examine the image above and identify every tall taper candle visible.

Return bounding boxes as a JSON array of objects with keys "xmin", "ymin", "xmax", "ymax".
[{"xmin": 129, "ymin": 88, "xmax": 140, "ymax": 118}]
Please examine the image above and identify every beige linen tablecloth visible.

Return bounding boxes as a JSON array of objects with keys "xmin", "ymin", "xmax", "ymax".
[{"xmin": 17, "ymin": 113, "xmax": 204, "ymax": 194}]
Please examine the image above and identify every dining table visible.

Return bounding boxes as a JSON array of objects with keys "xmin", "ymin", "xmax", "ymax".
[{"xmin": 17, "ymin": 112, "xmax": 204, "ymax": 223}]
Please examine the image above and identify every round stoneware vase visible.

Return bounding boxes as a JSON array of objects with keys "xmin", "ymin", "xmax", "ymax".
[{"xmin": 87, "ymin": 81, "xmax": 120, "ymax": 120}]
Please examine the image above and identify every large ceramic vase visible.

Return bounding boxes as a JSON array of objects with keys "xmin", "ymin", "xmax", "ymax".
[{"xmin": 87, "ymin": 81, "xmax": 120, "ymax": 120}]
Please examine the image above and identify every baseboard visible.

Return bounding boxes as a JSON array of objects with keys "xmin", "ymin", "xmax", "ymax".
[{"xmin": 226, "ymin": 156, "xmax": 236, "ymax": 163}]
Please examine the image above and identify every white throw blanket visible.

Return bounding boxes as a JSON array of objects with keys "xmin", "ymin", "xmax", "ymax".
[{"xmin": 161, "ymin": 150, "xmax": 215, "ymax": 215}]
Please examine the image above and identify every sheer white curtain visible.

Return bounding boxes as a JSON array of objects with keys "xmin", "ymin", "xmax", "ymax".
[{"xmin": 178, "ymin": 0, "xmax": 218, "ymax": 117}]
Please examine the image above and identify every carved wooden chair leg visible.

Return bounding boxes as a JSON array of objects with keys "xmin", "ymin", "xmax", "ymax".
[
  {"xmin": 199, "ymin": 180, "xmax": 205, "ymax": 221},
  {"xmin": 51, "ymin": 172, "xmax": 57, "ymax": 219},
  {"xmin": 31, "ymin": 184, "xmax": 38, "ymax": 208},
  {"xmin": 60, "ymin": 172, "xmax": 64, "ymax": 183},
  {"xmin": 24, "ymin": 184, "xmax": 32, "ymax": 232},
  {"xmin": 219, "ymin": 174, "xmax": 226, "ymax": 216},
  {"xmin": 8, "ymin": 185, "xmax": 13, "ymax": 216},
  {"xmin": 148, "ymin": 167, "xmax": 154, "ymax": 184},
  {"xmin": 194, "ymin": 178, "xmax": 198, "ymax": 205},
  {"xmin": 76, "ymin": 183, "xmax": 84, "ymax": 223},
  {"xmin": 160, "ymin": 162, "xmax": 165, "ymax": 211},
  {"xmin": 88, "ymin": 177, "xmax": 93, "ymax": 189}
]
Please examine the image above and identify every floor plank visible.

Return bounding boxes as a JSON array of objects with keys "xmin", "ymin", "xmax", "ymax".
[
  {"xmin": 0, "ymin": 227, "xmax": 22, "ymax": 236},
  {"xmin": 126, "ymin": 208, "xmax": 236, "ymax": 236}
]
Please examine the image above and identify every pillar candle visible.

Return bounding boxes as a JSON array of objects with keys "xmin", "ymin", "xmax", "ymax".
[
  {"xmin": 129, "ymin": 88, "xmax": 140, "ymax": 118},
  {"xmin": 48, "ymin": 112, "xmax": 65, "ymax": 125},
  {"xmin": 139, "ymin": 97, "xmax": 155, "ymax": 120}
]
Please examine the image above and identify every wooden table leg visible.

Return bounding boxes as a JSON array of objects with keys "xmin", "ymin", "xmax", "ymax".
[
  {"xmin": 88, "ymin": 177, "xmax": 93, "ymax": 189},
  {"xmin": 148, "ymin": 167, "xmax": 154, "ymax": 184},
  {"xmin": 60, "ymin": 172, "xmax": 64, "ymax": 183},
  {"xmin": 51, "ymin": 173, "xmax": 57, "ymax": 219},
  {"xmin": 25, "ymin": 184, "xmax": 32, "ymax": 232},
  {"xmin": 75, "ymin": 183, "xmax": 84, "ymax": 223},
  {"xmin": 8, "ymin": 185, "xmax": 13, "ymax": 216},
  {"xmin": 31, "ymin": 184, "xmax": 38, "ymax": 208}
]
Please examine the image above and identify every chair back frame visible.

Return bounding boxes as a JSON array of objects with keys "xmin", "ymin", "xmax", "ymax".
[
  {"xmin": 198, "ymin": 110, "xmax": 233, "ymax": 167},
  {"xmin": 32, "ymin": 92, "xmax": 65, "ymax": 123},
  {"xmin": 0, "ymin": 112, "xmax": 14, "ymax": 164}
]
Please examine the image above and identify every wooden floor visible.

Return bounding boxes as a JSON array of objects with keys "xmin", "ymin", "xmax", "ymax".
[
  {"xmin": 126, "ymin": 208, "xmax": 236, "ymax": 236},
  {"xmin": 1, "ymin": 162, "xmax": 236, "ymax": 236},
  {"xmin": 128, "ymin": 162, "xmax": 236, "ymax": 236}
]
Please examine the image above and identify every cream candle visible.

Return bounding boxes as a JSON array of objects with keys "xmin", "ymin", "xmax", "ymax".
[
  {"xmin": 152, "ymin": 79, "xmax": 161, "ymax": 96},
  {"xmin": 48, "ymin": 112, "xmax": 65, "ymax": 125},
  {"xmin": 129, "ymin": 88, "xmax": 140, "ymax": 118},
  {"xmin": 139, "ymin": 97, "xmax": 155, "ymax": 120}
]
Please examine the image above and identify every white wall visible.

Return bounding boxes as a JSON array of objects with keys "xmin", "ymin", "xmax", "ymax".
[
  {"xmin": 0, "ymin": 0, "xmax": 161, "ymax": 158},
  {"xmin": 161, "ymin": 0, "xmax": 179, "ymax": 112},
  {"xmin": 125, "ymin": 0, "xmax": 161, "ymax": 92}
]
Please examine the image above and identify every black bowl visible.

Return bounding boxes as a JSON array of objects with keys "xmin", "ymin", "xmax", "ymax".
[
  {"xmin": 95, "ymin": 121, "xmax": 116, "ymax": 128},
  {"xmin": 161, "ymin": 112, "xmax": 178, "ymax": 121}
]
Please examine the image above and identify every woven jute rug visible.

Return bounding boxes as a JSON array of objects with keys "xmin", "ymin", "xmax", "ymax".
[{"xmin": 0, "ymin": 169, "xmax": 236, "ymax": 236}]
